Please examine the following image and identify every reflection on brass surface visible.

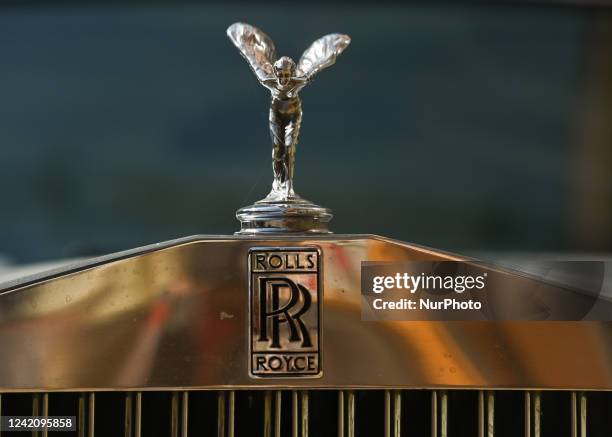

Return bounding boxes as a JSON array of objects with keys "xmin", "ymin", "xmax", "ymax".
[{"xmin": 0, "ymin": 235, "xmax": 612, "ymax": 391}]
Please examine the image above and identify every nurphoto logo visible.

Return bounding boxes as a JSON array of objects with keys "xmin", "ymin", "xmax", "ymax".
[{"xmin": 249, "ymin": 247, "xmax": 322, "ymax": 377}]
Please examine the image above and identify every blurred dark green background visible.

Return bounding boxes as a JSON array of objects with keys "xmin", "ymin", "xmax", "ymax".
[{"xmin": 1, "ymin": 3, "xmax": 611, "ymax": 263}]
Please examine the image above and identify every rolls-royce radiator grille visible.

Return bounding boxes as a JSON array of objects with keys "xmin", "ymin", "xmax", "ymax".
[{"xmin": 0, "ymin": 389, "xmax": 608, "ymax": 437}]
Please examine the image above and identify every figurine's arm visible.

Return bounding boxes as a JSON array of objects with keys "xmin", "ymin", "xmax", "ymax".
[
  {"xmin": 292, "ymin": 77, "xmax": 310, "ymax": 84},
  {"xmin": 261, "ymin": 78, "xmax": 279, "ymax": 94},
  {"xmin": 287, "ymin": 77, "xmax": 310, "ymax": 94}
]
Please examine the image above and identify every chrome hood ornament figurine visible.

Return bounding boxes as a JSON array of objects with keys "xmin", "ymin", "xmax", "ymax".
[{"xmin": 227, "ymin": 22, "xmax": 350, "ymax": 234}]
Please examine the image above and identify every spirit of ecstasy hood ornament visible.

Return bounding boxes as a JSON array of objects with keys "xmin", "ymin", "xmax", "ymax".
[{"xmin": 227, "ymin": 22, "xmax": 350, "ymax": 234}]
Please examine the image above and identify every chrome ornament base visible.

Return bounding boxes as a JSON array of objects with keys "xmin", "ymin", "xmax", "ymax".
[{"xmin": 236, "ymin": 193, "xmax": 333, "ymax": 234}]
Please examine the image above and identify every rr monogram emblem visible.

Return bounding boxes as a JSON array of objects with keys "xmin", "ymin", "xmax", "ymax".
[
  {"xmin": 257, "ymin": 277, "xmax": 312, "ymax": 348},
  {"xmin": 249, "ymin": 247, "xmax": 322, "ymax": 377}
]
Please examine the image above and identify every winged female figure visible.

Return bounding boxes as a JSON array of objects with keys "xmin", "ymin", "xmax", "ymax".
[{"xmin": 227, "ymin": 22, "xmax": 350, "ymax": 200}]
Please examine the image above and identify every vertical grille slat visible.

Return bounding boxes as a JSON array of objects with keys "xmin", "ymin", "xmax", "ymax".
[
  {"xmin": 41, "ymin": 393, "xmax": 48, "ymax": 437},
  {"xmin": 135, "ymin": 392, "xmax": 142, "ymax": 437},
  {"xmin": 264, "ymin": 391, "xmax": 272, "ymax": 437},
  {"xmin": 571, "ymin": 392, "xmax": 577, "ymax": 437},
  {"xmin": 525, "ymin": 391, "xmax": 530, "ymax": 437},
  {"xmin": 88, "ymin": 392, "xmax": 95, "ymax": 437},
  {"xmin": 394, "ymin": 391, "xmax": 401, "ymax": 437},
  {"xmin": 301, "ymin": 391, "xmax": 309, "ymax": 437},
  {"xmin": 487, "ymin": 392, "xmax": 494, "ymax": 437},
  {"xmin": 292, "ymin": 391, "xmax": 298, "ymax": 437},
  {"xmin": 275, "ymin": 391, "xmax": 282, "ymax": 437},
  {"xmin": 78, "ymin": 393, "xmax": 86, "ymax": 437},
  {"xmin": 181, "ymin": 392, "xmax": 189, "ymax": 437},
  {"xmin": 441, "ymin": 391, "xmax": 448, "ymax": 437},
  {"xmin": 228, "ymin": 391, "xmax": 235, "ymax": 437},
  {"xmin": 580, "ymin": 393, "xmax": 587, "ymax": 437},
  {"xmin": 478, "ymin": 391, "xmax": 484, "ymax": 437},
  {"xmin": 347, "ymin": 390, "xmax": 355, "ymax": 437},
  {"xmin": 533, "ymin": 391, "xmax": 541, "ymax": 437},
  {"xmin": 479, "ymin": 390, "xmax": 495, "ymax": 437},
  {"xmin": 217, "ymin": 391, "xmax": 226, "ymax": 437},
  {"xmin": 385, "ymin": 390, "xmax": 390, "ymax": 437},
  {"xmin": 432, "ymin": 390, "xmax": 437, "ymax": 437},
  {"xmin": 337, "ymin": 390, "xmax": 344, "ymax": 437},
  {"xmin": 32, "ymin": 394, "xmax": 40, "ymax": 417},
  {"xmin": 32, "ymin": 394, "xmax": 40, "ymax": 437},
  {"xmin": 170, "ymin": 392, "xmax": 179, "ymax": 437},
  {"xmin": 124, "ymin": 392, "xmax": 133, "ymax": 437}
]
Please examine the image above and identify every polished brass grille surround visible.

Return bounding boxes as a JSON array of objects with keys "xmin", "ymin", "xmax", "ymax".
[
  {"xmin": 0, "ymin": 235, "xmax": 610, "ymax": 435},
  {"xmin": 1, "ymin": 235, "xmax": 611, "ymax": 391}
]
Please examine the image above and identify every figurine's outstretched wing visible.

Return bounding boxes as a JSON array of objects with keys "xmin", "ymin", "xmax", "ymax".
[
  {"xmin": 296, "ymin": 34, "xmax": 351, "ymax": 80},
  {"xmin": 227, "ymin": 22, "xmax": 276, "ymax": 82}
]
